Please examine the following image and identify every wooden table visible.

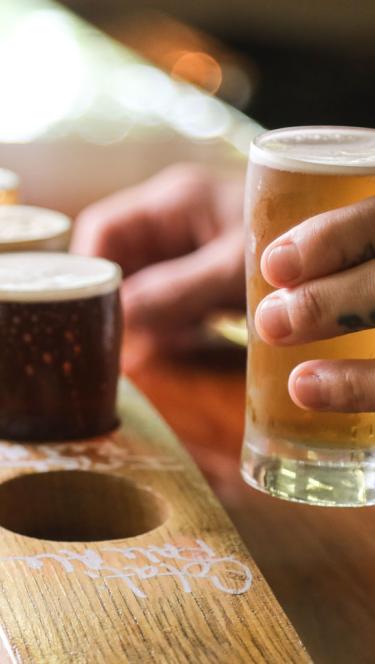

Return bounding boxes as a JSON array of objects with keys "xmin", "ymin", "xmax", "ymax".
[{"xmin": 123, "ymin": 331, "xmax": 375, "ymax": 664}]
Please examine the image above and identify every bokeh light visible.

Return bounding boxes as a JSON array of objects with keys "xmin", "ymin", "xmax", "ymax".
[
  {"xmin": 171, "ymin": 52, "xmax": 222, "ymax": 95},
  {"xmin": 0, "ymin": 10, "xmax": 87, "ymax": 141},
  {"xmin": 111, "ymin": 64, "xmax": 178, "ymax": 121},
  {"xmin": 169, "ymin": 91, "xmax": 230, "ymax": 140},
  {"xmin": 0, "ymin": 0, "xmax": 260, "ymax": 155}
]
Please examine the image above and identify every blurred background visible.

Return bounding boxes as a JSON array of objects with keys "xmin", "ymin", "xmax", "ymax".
[
  {"xmin": 1, "ymin": 0, "xmax": 374, "ymax": 215},
  {"xmin": 67, "ymin": 0, "xmax": 375, "ymax": 128}
]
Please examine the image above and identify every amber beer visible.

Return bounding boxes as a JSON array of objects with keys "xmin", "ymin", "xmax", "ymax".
[
  {"xmin": 0, "ymin": 169, "xmax": 19, "ymax": 205},
  {"xmin": 241, "ymin": 126, "xmax": 375, "ymax": 506}
]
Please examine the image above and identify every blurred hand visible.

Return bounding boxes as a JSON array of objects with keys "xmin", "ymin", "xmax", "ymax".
[
  {"xmin": 255, "ymin": 196, "xmax": 375, "ymax": 413},
  {"xmin": 71, "ymin": 164, "xmax": 245, "ymax": 343}
]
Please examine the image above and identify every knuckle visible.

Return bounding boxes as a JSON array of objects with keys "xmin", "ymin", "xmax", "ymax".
[
  {"xmin": 294, "ymin": 284, "xmax": 325, "ymax": 329},
  {"xmin": 164, "ymin": 163, "xmax": 207, "ymax": 188},
  {"xmin": 74, "ymin": 208, "xmax": 112, "ymax": 251},
  {"xmin": 340, "ymin": 371, "xmax": 367, "ymax": 411},
  {"xmin": 174, "ymin": 165, "xmax": 212, "ymax": 198},
  {"xmin": 304, "ymin": 212, "xmax": 350, "ymax": 269},
  {"xmin": 76, "ymin": 208, "xmax": 102, "ymax": 230}
]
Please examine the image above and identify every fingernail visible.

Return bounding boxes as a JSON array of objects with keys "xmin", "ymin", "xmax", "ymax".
[
  {"xmin": 266, "ymin": 242, "xmax": 301, "ymax": 283},
  {"xmin": 257, "ymin": 296, "xmax": 291, "ymax": 340},
  {"xmin": 294, "ymin": 373, "xmax": 328, "ymax": 409}
]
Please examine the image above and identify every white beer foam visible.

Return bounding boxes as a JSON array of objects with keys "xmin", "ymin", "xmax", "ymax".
[
  {"xmin": 0, "ymin": 253, "xmax": 122, "ymax": 302},
  {"xmin": 0, "ymin": 169, "xmax": 19, "ymax": 191},
  {"xmin": 250, "ymin": 126, "xmax": 375, "ymax": 174},
  {"xmin": 0, "ymin": 206, "xmax": 71, "ymax": 243}
]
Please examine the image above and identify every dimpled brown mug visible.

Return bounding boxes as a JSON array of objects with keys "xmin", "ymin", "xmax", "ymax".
[{"xmin": 0, "ymin": 252, "xmax": 122, "ymax": 440}]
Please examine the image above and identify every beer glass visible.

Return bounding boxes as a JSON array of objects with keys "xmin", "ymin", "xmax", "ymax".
[
  {"xmin": 0, "ymin": 206, "xmax": 71, "ymax": 252},
  {"xmin": 0, "ymin": 252, "xmax": 122, "ymax": 440},
  {"xmin": 241, "ymin": 126, "xmax": 375, "ymax": 506},
  {"xmin": 0, "ymin": 169, "xmax": 19, "ymax": 205}
]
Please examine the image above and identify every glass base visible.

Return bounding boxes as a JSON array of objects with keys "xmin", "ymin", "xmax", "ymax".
[{"xmin": 241, "ymin": 434, "xmax": 375, "ymax": 507}]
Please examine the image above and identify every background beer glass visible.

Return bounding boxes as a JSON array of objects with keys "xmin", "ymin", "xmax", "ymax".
[
  {"xmin": 241, "ymin": 126, "xmax": 375, "ymax": 506},
  {"xmin": 0, "ymin": 169, "xmax": 19, "ymax": 205},
  {"xmin": 0, "ymin": 206, "xmax": 71, "ymax": 252},
  {"xmin": 0, "ymin": 253, "xmax": 122, "ymax": 440}
]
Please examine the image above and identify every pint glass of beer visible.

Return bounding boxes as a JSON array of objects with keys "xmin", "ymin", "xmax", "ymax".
[{"xmin": 241, "ymin": 126, "xmax": 375, "ymax": 506}]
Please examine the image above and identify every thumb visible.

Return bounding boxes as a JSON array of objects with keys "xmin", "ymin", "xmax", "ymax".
[{"xmin": 122, "ymin": 228, "xmax": 245, "ymax": 330}]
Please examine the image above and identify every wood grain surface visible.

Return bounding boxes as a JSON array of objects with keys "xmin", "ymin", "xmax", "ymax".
[
  {"xmin": 0, "ymin": 377, "xmax": 308, "ymax": 663},
  {"xmin": 123, "ymin": 333, "xmax": 375, "ymax": 664}
]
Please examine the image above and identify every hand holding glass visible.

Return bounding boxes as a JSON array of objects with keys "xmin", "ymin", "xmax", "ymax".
[{"xmin": 241, "ymin": 126, "xmax": 375, "ymax": 506}]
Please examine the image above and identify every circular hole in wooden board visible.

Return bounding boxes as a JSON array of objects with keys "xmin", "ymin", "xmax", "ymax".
[{"xmin": 0, "ymin": 470, "xmax": 168, "ymax": 542}]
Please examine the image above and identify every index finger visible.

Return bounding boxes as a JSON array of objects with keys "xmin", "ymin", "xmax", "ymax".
[
  {"xmin": 70, "ymin": 165, "xmax": 205, "ymax": 275},
  {"xmin": 71, "ymin": 188, "xmax": 158, "ymax": 275},
  {"xmin": 260, "ymin": 195, "xmax": 375, "ymax": 288}
]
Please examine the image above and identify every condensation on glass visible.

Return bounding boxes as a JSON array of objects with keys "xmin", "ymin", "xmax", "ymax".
[{"xmin": 242, "ymin": 126, "xmax": 375, "ymax": 506}]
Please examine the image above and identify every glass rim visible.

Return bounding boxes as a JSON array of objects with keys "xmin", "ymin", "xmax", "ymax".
[
  {"xmin": 250, "ymin": 125, "xmax": 375, "ymax": 175},
  {"xmin": 0, "ymin": 205, "xmax": 71, "ymax": 245},
  {"xmin": 0, "ymin": 252, "xmax": 122, "ymax": 302}
]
